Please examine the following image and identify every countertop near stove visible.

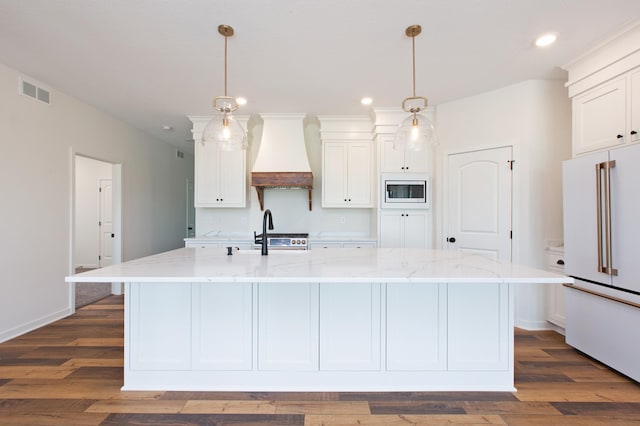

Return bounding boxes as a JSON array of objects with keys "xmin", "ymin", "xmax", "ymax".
[{"xmin": 66, "ymin": 247, "xmax": 569, "ymax": 285}]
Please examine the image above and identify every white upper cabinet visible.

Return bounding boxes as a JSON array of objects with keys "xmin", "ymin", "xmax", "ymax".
[
  {"xmin": 380, "ymin": 134, "xmax": 429, "ymax": 173},
  {"xmin": 318, "ymin": 116, "xmax": 375, "ymax": 209},
  {"xmin": 322, "ymin": 141, "xmax": 373, "ymax": 207},
  {"xmin": 195, "ymin": 140, "xmax": 246, "ymax": 207},
  {"xmin": 573, "ymin": 76, "xmax": 627, "ymax": 154},
  {"xmin": 190, "ymin": 116, "xmax": 248, "ymax": 208},
  {"xmin": 564, "ymin": 24, "xmax": 640, "ymax": 156}
]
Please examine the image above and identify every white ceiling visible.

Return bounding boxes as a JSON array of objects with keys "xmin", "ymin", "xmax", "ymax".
[{"xmin": 1, "ymin": 0, "xmax": 639, "ymax": 153}]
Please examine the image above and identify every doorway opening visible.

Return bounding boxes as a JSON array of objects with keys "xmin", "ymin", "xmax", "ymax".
[{"xmin": 72, "ymin": 154, "xmax": 122, "ymax": 309}]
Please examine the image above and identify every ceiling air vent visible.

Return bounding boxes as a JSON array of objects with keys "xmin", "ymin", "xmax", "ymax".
[{"xmin": 20, "ymin": 78, "xmax": 51, "ymax": 105}]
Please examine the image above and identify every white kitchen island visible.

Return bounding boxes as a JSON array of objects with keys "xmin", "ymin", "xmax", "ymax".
[{"xmin": 66, "ymin": 247, "xmax": 570, "ymax": 392}]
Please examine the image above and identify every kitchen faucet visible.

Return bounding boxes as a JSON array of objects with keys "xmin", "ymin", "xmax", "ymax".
[{"xmin": 261, "ymin": 209, "xmax": 274, "ymax": 255}]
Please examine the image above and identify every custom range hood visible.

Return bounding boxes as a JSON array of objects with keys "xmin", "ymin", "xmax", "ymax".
[{"xmin": 251, "ymin": 113, "xmax": 313, "ymax": 210}]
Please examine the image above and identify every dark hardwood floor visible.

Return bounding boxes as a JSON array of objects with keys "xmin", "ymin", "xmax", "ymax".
[{"xmin": 1, "ymin": 295, "xmax": 639, "ymax": 425}]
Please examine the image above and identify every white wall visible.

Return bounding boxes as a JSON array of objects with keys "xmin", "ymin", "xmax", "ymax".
[
  {"xmin": 195, "ymin": 115, "xmax": 376, "ymax": 238},
  {"xmin": 0, "ymin": 62, "xmax": 194, "ymax": 342},
  {"xmin": 75, "ymin": 155, "xmax": 112, "ymax": 269},
  {"xmin": 436, "ymin": 80, "xmax": 571, "ymax": 329}
]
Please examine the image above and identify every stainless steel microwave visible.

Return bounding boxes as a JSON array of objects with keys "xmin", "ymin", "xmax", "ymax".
[{"xmin": 381, "ymin": 174, "xmax": 431, "ymax": 209}]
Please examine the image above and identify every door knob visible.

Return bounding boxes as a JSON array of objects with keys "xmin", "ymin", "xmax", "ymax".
[{"xmin": 447, "ymin": 237, "xmax": 456, "ymax": 243}]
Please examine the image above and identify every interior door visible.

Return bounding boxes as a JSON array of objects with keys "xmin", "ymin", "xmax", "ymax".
[
  {"xmin": 446, "ymin": 147, "xmax": 512, "ymax": 261},
  {"xmin": 99, "ymin": 178, "xmax": 113, "ymax": 267}
]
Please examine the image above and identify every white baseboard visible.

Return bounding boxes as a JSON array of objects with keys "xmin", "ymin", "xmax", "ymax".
[{"xmin": 0, "ymin": 307, "xmax": 72, "ymax": 343}]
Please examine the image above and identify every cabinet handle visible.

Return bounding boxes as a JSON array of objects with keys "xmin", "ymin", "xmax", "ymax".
[
  {"xmin": 631, "ymin": 130, "xmax": 638, "ymax": 135},
  {"xmin": 556, "ymin": 259, "xmax": 564, "ymax": 265},
  {"xmin": 617, "ymin": 134, "xmax": 624, "ymax": 139}
]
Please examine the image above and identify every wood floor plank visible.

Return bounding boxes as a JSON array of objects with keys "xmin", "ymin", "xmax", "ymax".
[
  {"xmin": 181, "ymin": 399, "xmax": 277, "ymax": 414},
  {"xmin": 368, "ymin": 400, "xmax": 464, "ymax": 415},
  {"xmin": 86, "ymin": 399, "xmax": 187, "ymax": 413},
  {"xmin": 0, "ymin": 366, "xmax": 76, "ymax": 379},
  {"xmin": 304, "ymin": 414, "xmax": 507, "ymax": 425},
  {"xmin": 515, "ymin": 382, "xmax": 640, "ymax": 402},
  {"xmin": 500, "ymin": 414, "xmax": 640, "ymax": 425},
  {"xmin": 66, "ymin": 338, "xmax": 124, "ymax": 347},
  {"xmin": 60, "ymin": 358, "xmax": 123, "ymax": 368},
  {"xmin": 0, "ymin": 412, "xmax": 108, "ymax": 426},
  {"xmin": 101, "ymin": 413, "xmax": 305, "ymax": 425},
  {"xmin": 276, "ymin": 401, "xmax": 371, "ymax": 415},
  {"xmin": 0, "ymin": 379, "xmax": 162, "ymax": 400},
  {"xmin": 0, "ymin": 398, "xmax": 96, "ymax": 412},
  {"xmin": 461, "ymin": 401, "xmax": 563, "ymax": 416}
]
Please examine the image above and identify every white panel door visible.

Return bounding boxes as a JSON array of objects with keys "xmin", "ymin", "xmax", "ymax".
[
  {"xmin": 258, "ymin": 283, "xmax": 319, "ymax": 371},
  {"xmin": 446, "ymin": 147, "xmax": 512, "ymax": 261},
  {"xmin": 129, "ymin": 283, "xmax": 191, "ymax": 370},
  {"xmin": 379, "ymin": 211, "xmax": 404, "ymax": 248},
  {"xmin": 192, "ymin": 283, "xmax": 252, "ymax": 370},
  {"xmin": 448, "ymin": 283, "xmax": 509, "ymax": 371},
  {"xmin": 386, "ymin": 283, "xmax": 446, "ymax": 371},
  {"xmin": 99, "ymin": 179, "xmax": 113, "ymax": 267},
  {"xmin": 218, "ymin": 149, "xmax": 246, "ymax": 207},
  {"xmin": 610, "ymin": 144, "xmax": 640, "ymax": 293},
  {"xmin": 562, "ymin": 151, "xmax": 610, "ymax": 284},
  {"xmin": 320, "ymin": 283, "xmax": 380, "ymax": 371}
]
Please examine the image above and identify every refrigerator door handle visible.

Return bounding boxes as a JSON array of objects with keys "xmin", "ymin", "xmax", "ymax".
[
  {"xmin": 596, "ymin": 162, "xmax": 605, "ymax": 273},
  {"xmin": 604, "ymin": 160, "xmax": 618, "ymax": 276}
]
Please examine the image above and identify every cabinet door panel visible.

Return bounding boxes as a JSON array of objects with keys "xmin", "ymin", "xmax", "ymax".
[
  {"xmin": 258, "ymin": 283, "xmax": 319, "ymax": 371},
  {"xmin": 195, "ymin": 141, "xmax": 219, "ymax": 206},
  {"xmin": 320, "ymin": 283, "xmax": 380, "ymax": 371},
  {"xmin": 448, "ymin": 283, "xmax": 509, "ymax": 371},
  {"xmin": 573, "ymin": 78, "xmax": 626, "ymax": 154},
  {"xmin": 218, "ymin": 149, "xmax": 246, "ymax": 207},
  {"xmin": 386, "ymin": 283, "xmax": 446, "ymax": 370},
  {"xmin": 347, "ymin": 143, "xmax": 373, "ymax": 206},
  {"xmin": 129, "ymin": 283, "xmax": 191, "ymax": 370},
  {"xmin": 322, "ymin": 143, "xmax": 347, "ymax": 207},
  {"xmin": 403, "ymin": 211, "xmax": 429, "ymax": 248},
  {"xmin": 381, "ymin": 136, "xmax": 406, "ymax": 173},
  {"xmin": 192, "ymin": 283, "xmax": 252, "ymax": 370},
  {"xmin": 379, "ymin": 211, "xmax": 404, "ymax": 248}
]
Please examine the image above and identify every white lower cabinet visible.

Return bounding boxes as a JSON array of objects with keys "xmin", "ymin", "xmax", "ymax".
[
  {"xmin": 447, "ymin": 283, "xmax": 510, "ymax": 371},
  {"xmin": 257, "ymin": 283, "xmax": 319, "ymax": 371},
  {"xmin": 320, "ymin": 283, "xmax": 380, "ymax": 371},
  {"xmin": 386, "ymin": 283, "xmax": 447, "ymax": 371},
  {"xmin": 129, "ymin": 283, "xmax": 192, "ymax": 370},
  {"xmin": 192, "ymin": 283, "xmax": 252, "ymax": 370},
  {"xmin": 379, "ymin": 210, "xmax": 429, "ymax": 248}
]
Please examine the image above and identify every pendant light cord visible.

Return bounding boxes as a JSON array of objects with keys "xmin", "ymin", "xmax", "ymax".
[
  {"xmin": 412, "ymin": 33, "xmax": 416, "ymax": 98},
  {"xmin": 223, "ymin": 34, "xmax": 228, "ymax": 97}
]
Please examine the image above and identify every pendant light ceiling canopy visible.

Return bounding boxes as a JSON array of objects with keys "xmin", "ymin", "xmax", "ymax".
[
  {"xmin": 202, "ymin": 24, "xmax": 247, "ymax": 151},
  {"xmin": 393, "ymin": 24, "xmax": 437, "ymax": 152}
]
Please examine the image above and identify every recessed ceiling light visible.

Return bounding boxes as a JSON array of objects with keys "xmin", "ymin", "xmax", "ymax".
[
  {"xmin": 361, "ymin": 97, "xmax": 373, "ymax": 106},
  {"xmin": 162, "ymin": 125, "xmax": 174, "ymax": 131},
  {"xmin": 236, "ymin": 97, "xmax": 247, "ymax": 106},
  {"xmin": 535, "ymin": 33, "xmax": 557, "ymax": 47}
]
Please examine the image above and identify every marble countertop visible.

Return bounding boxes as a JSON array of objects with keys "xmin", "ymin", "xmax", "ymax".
[{"xmin": 66, "ymin": 247, "xmax": 572, "ymax": 285}]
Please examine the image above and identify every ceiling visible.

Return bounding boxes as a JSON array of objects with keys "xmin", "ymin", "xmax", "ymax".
[{"xmin": 1, "ymin": 0, "xmax": 640, "ymax": 153}]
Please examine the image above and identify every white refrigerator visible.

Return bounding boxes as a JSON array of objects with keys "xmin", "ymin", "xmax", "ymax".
[{"xmin": 562, "ymin": 143, "xmax": 640, "ymax": 382}]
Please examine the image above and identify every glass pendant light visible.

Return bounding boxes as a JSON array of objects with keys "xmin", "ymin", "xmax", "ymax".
[
  {"xmin": 393, "ymin": 25, "xmax": 437, "ymax": 152},
  {"xmin": 202, "ymin": 24, "xmax": 247, "ymax": 151}
]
